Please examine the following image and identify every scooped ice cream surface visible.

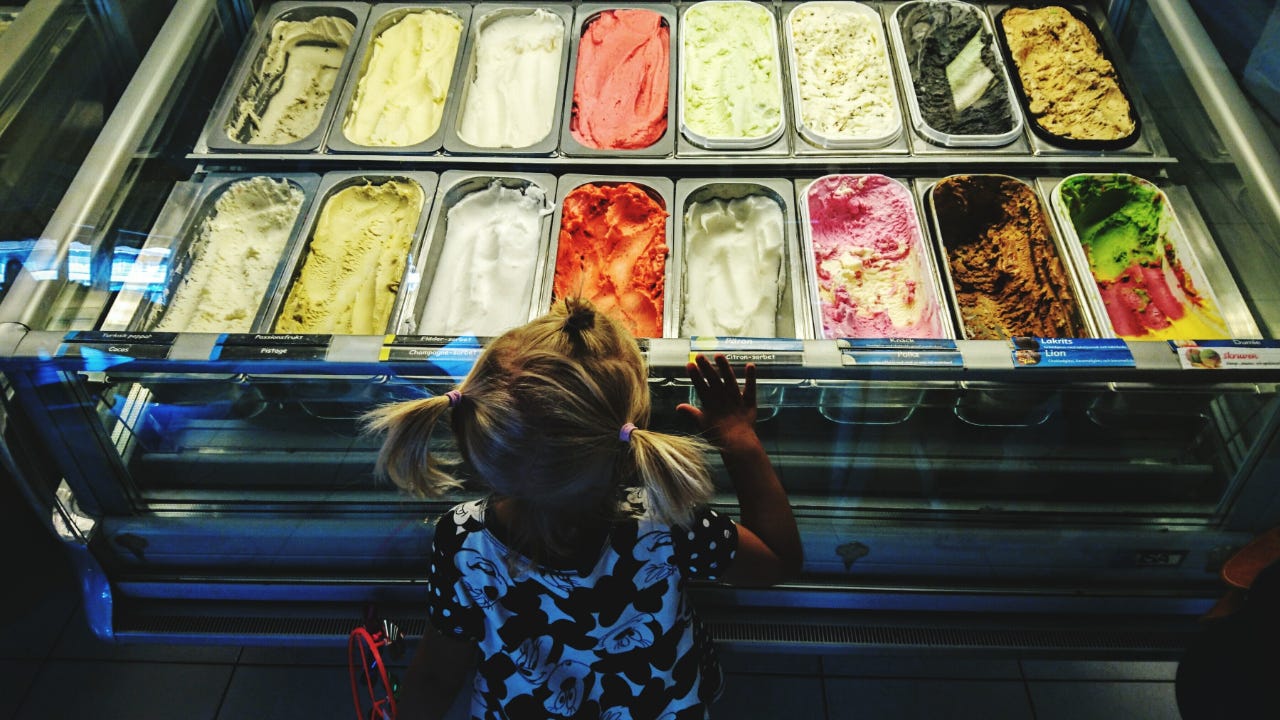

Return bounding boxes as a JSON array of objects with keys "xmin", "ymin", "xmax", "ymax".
[
  {"xmin": 275, "ymin": 180, "xmax": 424, "ymax": 334},
  {"xmin": 553, "ymin": 183, "xmax": 668, "ymax": 337},
  {"xmin": 226, "ymin": 16, "xmax": 354, "ymax": 145}
]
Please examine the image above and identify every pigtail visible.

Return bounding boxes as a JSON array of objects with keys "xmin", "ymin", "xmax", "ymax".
[
  {"xmin": 626, "ymin": 428, "xmax": 714, "ymax": 527},
  {"xmin": 363, "ymin": 394, "xmax": 464, "ymax": 497}
]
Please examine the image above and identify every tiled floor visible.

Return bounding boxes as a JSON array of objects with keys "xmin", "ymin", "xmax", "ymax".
[{"xmin": 1, "ymin": 544, "xmax": 1189, "ymax": 720}]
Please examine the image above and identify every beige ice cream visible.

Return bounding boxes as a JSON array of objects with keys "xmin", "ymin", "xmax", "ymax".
[
  {"xmin": 275, "ymin": 180, "xmax": 424, "ymax": 334},
  {"xmin": 155, "ymin": 177, "xmax": 305, "ymax": 333},
  {"xmin": 788, "ymin": 2, "xmax": 899, "ymax": 143},
  {"xmin": 682, "ymin": 195, "xmax": 786, "ymax": 337},
  {"xmin": 419, "ymin": 182, "xmax": 548, "ymax": 335},
  {"xmin": 342, "ymin": 10, "xmax": 463, "ymax": 147},
  {"xmin": 1001, "ymin": 6, "xmax": 1135, "ymax": 142},
  {"xmin": 225, "ymin": 15, "xmax": 354, "ymax": 145},
  {"xmin": 456, "ymin": 9, "xmax": 564, "ymax": 148}
]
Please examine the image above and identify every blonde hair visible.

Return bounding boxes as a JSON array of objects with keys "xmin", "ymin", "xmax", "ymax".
[{"xmin": 364, "ymin": 298, "xmax": 714, "ymax": 561}]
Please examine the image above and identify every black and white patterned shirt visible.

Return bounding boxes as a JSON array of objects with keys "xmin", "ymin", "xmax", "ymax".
[{"xmin": 426, "ymin": 489, "xmax": 739, "ymax": 719}]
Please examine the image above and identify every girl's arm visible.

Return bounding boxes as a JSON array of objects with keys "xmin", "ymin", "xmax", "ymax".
[
  {"xmin": 395, "ymin": 624, "xmax": 478, "ymax": 720},
  {"xmin": 678, "ymin": 354, "xmax": 803, "ymax": 586}
]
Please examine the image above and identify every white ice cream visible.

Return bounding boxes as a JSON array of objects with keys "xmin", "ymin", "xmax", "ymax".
[
  {"xmin": 788, "ymin": 2, "xmax": 899, "ymax": 142},
  {"xmin": 681, "ymin": 194, "xmax": 786, "ymax": 337},
  {"xmin": 455, "ymin": 9, "xmax": 563, "ymax": 148},
  {"xmin": 418, "ymin": 181, "xmax": 549, "ymax": 335},
  {"xmin": 155, "ymin": 177, "xmax": 305, "ymax": 332}
]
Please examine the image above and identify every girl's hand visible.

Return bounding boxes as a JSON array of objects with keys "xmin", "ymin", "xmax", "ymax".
[{"xmin": 676, "ymin": 354, "xmax": 758, "ymax": 449}]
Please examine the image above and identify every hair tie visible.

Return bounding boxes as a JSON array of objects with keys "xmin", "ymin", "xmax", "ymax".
[
  {"xmin": 619, "ymin": 422, "xmax": 637, "ymax": 443},
  {"xmin": 445, "ymin": 390, "xmax": 462, "ymax": 407}
]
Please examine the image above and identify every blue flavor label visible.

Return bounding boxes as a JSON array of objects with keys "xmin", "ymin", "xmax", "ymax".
[
  {"xmin": 689, "ymin": 337, "xmax": 804, "ymax": 353},
  {"xmin": 837, "ymin": 338, "xmax": 958, "ymax": 351},
  {"xmin": 1170, "ymin": 339, "xmax": 1280, "ymax": 370},
  {"xmin": 55, "ymin": 342, "xmax": 172, "ymax": 361},
  {"xmin": 841, "ymin": 350, "xmax": 964, "ymax": 367},
  {"xmin": 1010, "ymin": 337, "xmax": 1134, "ymax": 368}
]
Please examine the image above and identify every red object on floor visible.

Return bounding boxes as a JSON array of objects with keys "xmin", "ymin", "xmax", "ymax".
[{"xmin": 1222, "ymin": 526, "xmax": 1280, "ymax": 589}]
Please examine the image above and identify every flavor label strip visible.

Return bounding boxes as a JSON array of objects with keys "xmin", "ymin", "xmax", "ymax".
[
  {"xmin": 838, "ymin": 338, "xmax": 959, "ymax": 351},
  {"xmin": 689, "ymin": 337, "xmax": 804, "ymax": 353},
  {"xmin": 1172, "ymin": 339, "xmax": 1280, "ymax": 370},
  {"xmin": 379, "ymin": 345, "xmax": 484, "ymax": 377},
  {"xmin": 220, "ymin": 333, "xmax": 333, "ymax": 347},
  {"xmin": 687, "ymin": 337, "xmax": 804, "ymax": 366},
  {"xmin": 688, "ymin": 350, "xmax": 805, "ymax": 366},
  {"xmin": 1010, "ymin": 337, "xmax": 1134, "ymax": 368},
  {"xmin": 64, "ymin": 331, "xmax": 178, "ymax": 345},
  {"xmin": 56, "ymin": 330, "xmax": 179, "ymax": 361},
  {"xmin": 210, "ymin": 333, "xmax": 333, "ymax": 361},
  {"xmin": 56, "ymin": 342, "xmax": 173, "ymax": 361},
  {"xmin": 841, "ymin": 350, "xmax": 963, "ymax": 367},
  {"xmin": 839, "ymin": 337, "xmax": 962, "ymax": 367},
  {"xmin": 211, "ymin": 345, "xmax": 328, "ymax": 361},
  {"xmin": 384, "ymin": 334, "xmax": 488, "ymax": 348}
]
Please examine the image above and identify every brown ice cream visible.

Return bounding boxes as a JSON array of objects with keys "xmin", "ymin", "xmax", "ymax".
[
  {"xmin": 1000, "ymin": 6, "xmax": 1134, "ymax": 142},
  {"xmin": 932, "ymin": 175, "xmax": 1085, "ymax": 339}
]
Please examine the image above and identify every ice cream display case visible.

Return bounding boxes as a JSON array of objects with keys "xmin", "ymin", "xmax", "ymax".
[{"xmin": 2, "ymin": 0, "xmax": 1280, "ymax": 651}]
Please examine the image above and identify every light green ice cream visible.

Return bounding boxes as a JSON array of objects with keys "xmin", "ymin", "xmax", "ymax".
[{"xmin": 682, "ymin": 1, "xmax": 783, "ymax": 141}]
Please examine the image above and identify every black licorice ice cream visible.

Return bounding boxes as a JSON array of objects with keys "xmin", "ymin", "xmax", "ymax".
[{"xmin": 900, "ymin": 2, "xmax": 1013, "ymax": 136}]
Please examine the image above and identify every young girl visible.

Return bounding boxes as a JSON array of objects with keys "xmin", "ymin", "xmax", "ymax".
[{"xmin": 367, "ymin": 298, "xmax": 802, "ymax": 719}]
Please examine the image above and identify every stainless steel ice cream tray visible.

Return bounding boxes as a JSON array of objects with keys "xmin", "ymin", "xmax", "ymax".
[
  {"xmin": 797, "ymin": 173, "xmax": 957, "ymax": 341},
  {"xmin": 677, "ymin": 0, "xmax": 791, "ymax": 157},
  {"xmin": 202, "ymin": 2, "xmax": 370, "ymax": 154},
  {"xmin": 260, "ymin": 170, "xmax": 438, "ymax": 335},
  {"xmin": 543, "ymin": 173, "xmax": 677, "ymax": 339},
  {"xmin": 884, "ymin": 1, "xmax": 1028, "ymax": 154},
  {"xmin": 917, "ymin": 174, "xmax": 1107, "ymax": 340},
  {"xmin": 395, "ymin": 170, "xmax": 557, "ymax": 336},
  {"xmin": 442, "ymin": 4, "xmax": 574, "ymax": 156},
  {"xmin": 1045, "ymin": 173, "xmax": 1259, "ymax": 339},
  {"xmin": 987, "ymin": 2, "xmax": 1162, "ymax": 157},
  {"xmin": 326, "ymin": 3, "xmax": 472, "ymax": 154},
  {"xmin": 672, "ymin": 178, "xmax": 811, "ymax": 339},
  {"xmin": 782, "ymin": 1, "xmax": 908, "ymax": 155},
  {"xmin": 558, "ymin": 3, "xmax": 677, "ymax": 158},
  {"xmin": 101, "ymin": 172, "xmax": 321, "ymax": 334}
]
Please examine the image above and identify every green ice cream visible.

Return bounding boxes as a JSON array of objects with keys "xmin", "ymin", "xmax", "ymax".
[
  {"xmin": 1063, "ymin": 174, "xmax": 1165, "ymax": 282},
  {"xmin": 681, "ymin": 1, "xmax": 783, "ymax": 142}
]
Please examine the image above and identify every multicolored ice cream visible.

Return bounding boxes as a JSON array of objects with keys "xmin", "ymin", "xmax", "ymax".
[
  {"xmin": 1055, "ymin": 174, "xmax": 1228, "ymax": 340},
  {"xmin": 805, "ymin": 174, "xmax": 946, "ymax": 338}
]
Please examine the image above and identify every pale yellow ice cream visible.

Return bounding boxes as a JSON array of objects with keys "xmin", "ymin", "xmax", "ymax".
[
  {"xmin": 155, "ymin": 177, "xmax": 304, "ymax": 333},
  {"xmin": 682, "ymin": 2, "xmax": 783, "ymax": 141},
  {"xmin": 226, "ymin": 16, "xmax": 354, "ymax": 145},
  {"xmin": 789, "ymin": 2, "xmax": 898, "ymax": 142},
  {"xmin": 275, "ymin": 180, "xmax": 424, "ymax": 334},
  {"xmin": 342, "ymin": 10, "xmax": 463, "ymax": 147},
  {"xmin": 456, "ymin": 9, "xmax": 564, "ymax": 148}
]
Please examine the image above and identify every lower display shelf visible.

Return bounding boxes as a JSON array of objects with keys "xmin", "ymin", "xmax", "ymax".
[{"xmin": 92, "ymin": 374, "xmax": 1269, "ymax": 520}]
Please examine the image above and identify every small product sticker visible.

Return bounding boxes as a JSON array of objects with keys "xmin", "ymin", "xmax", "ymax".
[
  {"xmin": 1009, "ymin": 337, "xmax": 1135, "ymax": 368},
  {"xmin": 1171, "ymin": 339, "xmax": 1280, "ymax": 370}
]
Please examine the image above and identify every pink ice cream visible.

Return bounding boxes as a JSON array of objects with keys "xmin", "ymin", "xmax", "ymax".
[{"xmin": 805, "ymin": 174, "xmax": 945, "ymax": 338}]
